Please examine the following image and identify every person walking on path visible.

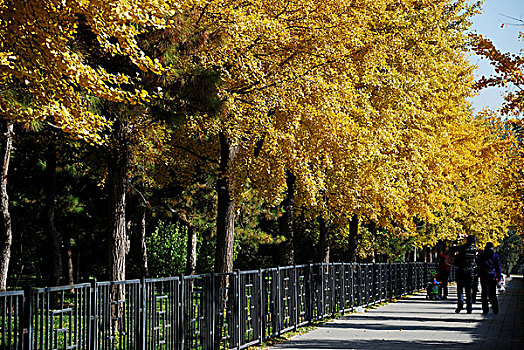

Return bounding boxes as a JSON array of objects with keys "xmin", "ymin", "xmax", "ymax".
[
  {"xmin": 472, "ymin": 250, "xmax": 481, "ymax": 304},
  {"xmin": 437, "ymin": 250, "xmax": 450, "ymax": 300},
  {"xmin": 477, "ymin": 242, "xmax": 502, "ymax": 314},
  {"xmin": 453, "ymin": 235, "xmax": 478, "ymax": 314}
]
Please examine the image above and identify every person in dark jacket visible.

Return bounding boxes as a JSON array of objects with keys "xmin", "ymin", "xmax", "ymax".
[
  {"xmin": 472, "ymin": 250, "xmax": 482, "ymax": 303},
  {"xmin": 453, "ymin": 235, "xmax": 477, "ymax": 313},
  {"xmin": 477, "ymin": 242, "xmax": 502, "ymax": 314}
]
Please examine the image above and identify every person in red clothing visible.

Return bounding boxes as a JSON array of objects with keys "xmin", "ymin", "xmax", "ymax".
[{"xmin": 437, "ymin": 250, "xmax": 451, "ymax": 300}]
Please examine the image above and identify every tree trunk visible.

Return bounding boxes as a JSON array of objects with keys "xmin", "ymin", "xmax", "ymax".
[
  {"xmin": 214, "ymin": 132, "xmax": 238, "ymax": 274},
  {"xmin": 108, "ymin": 119, "xmax": 129, "ymax": 282},
  {"xmin": 278, "ymin": 170, "xmax": 296, "ymax": 266},
  {"xmin": 65, "ymin": 238, "xmax": 74, "ymax": 285},
  {"xmin": 369, "ymin": 221, "xmax": 377, "ymax": 263},
  {"xmin": 107, "ymin": 118, "xmax": 129, "ymax": 335},
  {"xmin": 44, "ymin": 142, "xmax": 62, "ymax": 286},
  {"xmin": 75, "ymin": 251, "xmax": 80, "ymax": 283},
  {"xmin": 0, "ymin": 120, "xmax": 13, "ymax": 291},
  {"xmin": 423, "ymin": 246, "xmax": 432, "ymax": 262},
  {"xmin": 185, "ymin": 224, "xmax": 197, "ymax": 275},
  {"xmin": 421, "ymin": 247, "xmax": 428, "ymax": 262},
  {"xmin": 347, "ymin": 214, "xmax": 359, "ymax": 262},
  {"xmin": 318, "ymin": 216, "xmax": 330, "ymax": 263},
  {"xmin": 168, "ymin": 209, "xmax": 196, "ymax": 276},
  {"xmin": 138, "ymin": 205, "xmax": 149, "ymax": 277}
]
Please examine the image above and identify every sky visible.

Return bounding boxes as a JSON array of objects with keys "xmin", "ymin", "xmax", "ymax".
[{"xmin": 468, "ymin": 0, "xmax": 524, "ymax": 113}]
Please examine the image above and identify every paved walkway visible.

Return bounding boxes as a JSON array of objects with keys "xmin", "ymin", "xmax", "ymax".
[{"xmin": 270, "ymin": 275, "xmax": 524, "ymax": 349}]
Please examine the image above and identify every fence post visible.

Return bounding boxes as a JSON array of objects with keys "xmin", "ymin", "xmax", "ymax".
[
  {"xmin": 270, "ymin": 269, "xmax": 277, "ymax": 336},
  {"xmin": 404, "ymin": 261, "xmax": 413, "ymax": 293},
  {"xmin": 330, "ymin": 264, "xmax": 335, "ymax": 316},
  {"xmin": 259, "ymin": 268, "xmax": 264, "ymax": 344},
  {"xmin": 396, "ymin": 263, "xmax": 401, "ymax": 297},
  {"xmin": 374, "ymin": 264, "xmax": 378, "ymax": 303},
  {"xmin": 394, "ymin": 263, "xmax": 398, "ymax": 298},
  {"xmin": 22, "ymin": 287, "xmax": 32, "ymax": 350},
  {"xmin": 356, "ymin": 264, "xmax": 361, "ymax": 306},
  {"xmin": 404, "ymin": 262, "xmax": 411, "ymax": 294},
  {"xmin": 307, "ymin": 264, "xmax": 313, "ymax": 323},
  {"xmin": 392, "ymin": 263, "xmax": 396, "ymax": 298},
  {"xmin": 139, "ymin": 278, "xmax": 146, "ymax": 350},
  {"xmin": 396, "ymin": 263, "xmax": 400, "ymax": 296},
  {"xmin": 400, "ymin": 263, "xmax": 403, "ymax": 296},
  {"xmin": 349, "ymin": 263, "xmax": 354, "ymax": 309},
  {"xmin": 414, "ymin": 263, "xmax": 418, "ymax": 290},
  {"xmin": 90, "ymin": 279, "xmax": 97, "ymax": 350},
  {"xmin": 423, "ymin": 263, "xmax": 426, "ymax": 287},
  {"xmin": 384, "ymin": 264, "xmax": 388, "ymax": 300},
  {"xmin": 399, "ymin": 263, "xmax": 403, "ymax": 296},
  {"xmin": 293, "ymin": 265, "xmax": 298, "ymax": 331},
  {"xmin": 320, "ymin": 264, "xmax": 325, "ymax": 318},
  {"xmin": 332, "ymin": 264, "xmax": 336, "ymax": 315},
  {"xmin": 366, "ymin": 264, "xmax": 370, "ymax": 306},
  {"xmin": 414, "ymin": 263, "xmax": 417, "ymax": 292},
  {"xmin": 417, "ymin": 263, "xmax": 420, "ymax": 289},
  {"xmin": 389, "ymin": 263, "xmax": 394, "ymax": 299},
  {"xmin": 341, "ymin": 264, "xmax": 346, "ymax": 312},
  {"xmin": 407, "ymin": 263, "xmax": 410, "ymax": 293},
  {"xmin": 180, "ymin": 277, "xmax": 185, "ymax": 350},
  {"xmin": 378, "ymin": 264, "xmax": 383, "ymax": 302},
  {"xmin": 210, "ymin": 273, "xmax": 216, "ymax": 350},
  {"xmin": 360, "ymin": 264, "xmax": 365, "ymax": 306},
  {"xmin": 236, "ymin": 270, "xmax": 242, "ymax": 350},
  {"xmin": 385, "ymin": 263, "xmax": 388, "ymax": 301},
  {"xmin": 370, "ymin": 264, "xmax": 374, "ymax": 304},
  {"xmin": 366, "ymin": 264, "xmax": 370, "ymax": 305},
  {"xmin": 383, "ymin": 263, "xmax": 387, "ymax": 301},
  {"xmin": 276, "ymin": 267, "xmax": 281, "ymax": 335},
  {"xmin": 404, "ymin": 263, "xmax": 407, "ymax": 294}
]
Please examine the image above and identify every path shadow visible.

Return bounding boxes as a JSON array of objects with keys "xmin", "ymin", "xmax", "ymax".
[
  {"xmin": 340, "ymin": 314, "xmax": 478, "ymax": 324},
  {"xmin": 273, "ymin": 276, "xmax": 524, "ymax": 350},
  {"xmin": 277, "ymin": 338, "xmax": 470, "ymax": 349}
]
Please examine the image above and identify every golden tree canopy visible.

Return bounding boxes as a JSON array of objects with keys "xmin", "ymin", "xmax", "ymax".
[{"xmin": 0, "ymin": 0, "xmax": 188, "ymax": 143}]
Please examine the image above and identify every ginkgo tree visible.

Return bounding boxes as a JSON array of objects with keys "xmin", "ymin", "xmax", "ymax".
[
  {"xmin": 181, "ymin": 0, "xmax": 401, "ymax": 271},
  {"xmin": 267, "ymin": 0, "xmax": 494, "ymax": 258},
  {"xmin": 250, "ymin": 0, "xmax": 514, "ymax": 260},
  {"xmin": 411, "ymin": 115, "xmax": 515, "ymax": 250},
  {"xmin": 174, "ymin": 0, "xmax": 517, "ymax": 268},
  {"xmin": 0, "ymin": 0, "xmax": 193, "ymax": 289},
  {"xmin": 471, "ymin": 24, "xmax": 524, "ymax": 239}
]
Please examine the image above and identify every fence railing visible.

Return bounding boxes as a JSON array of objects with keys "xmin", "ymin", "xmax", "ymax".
[{"xmin": 1, "ymin": 262, "xmax": 449, "ymax": 350}]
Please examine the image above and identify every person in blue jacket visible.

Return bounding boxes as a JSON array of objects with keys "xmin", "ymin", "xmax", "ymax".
[{"xmin": 477, "ymin": 242, "xmax": 502, "ymax": 314}]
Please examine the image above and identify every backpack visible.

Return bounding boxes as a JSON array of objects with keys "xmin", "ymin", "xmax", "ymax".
[{"xmin": 456, "ymin": 243, "xmax": 477, "ymax": 269}]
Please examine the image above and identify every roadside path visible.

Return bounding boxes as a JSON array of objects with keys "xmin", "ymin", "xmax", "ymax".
[{"xmin": 270, "ymin": 275, "xmax": 524, "ymax": 349}]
